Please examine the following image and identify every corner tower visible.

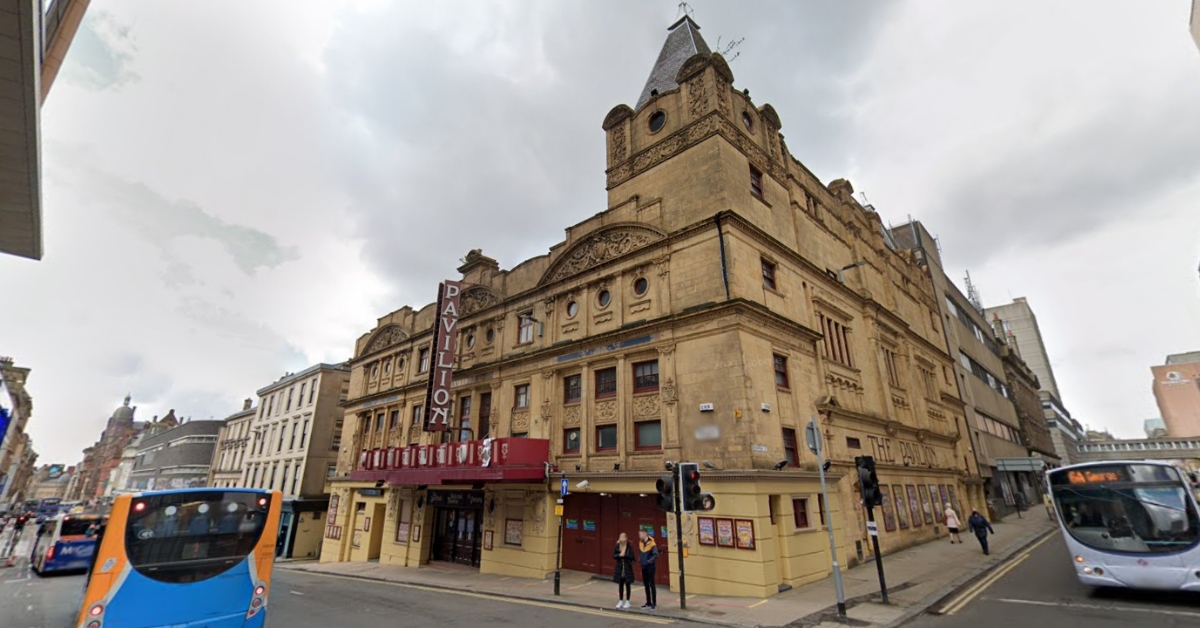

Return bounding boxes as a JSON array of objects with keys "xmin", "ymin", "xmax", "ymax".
[{"xmin": 603, "ymin": 15, "xmax": 790, "ymax": 241}]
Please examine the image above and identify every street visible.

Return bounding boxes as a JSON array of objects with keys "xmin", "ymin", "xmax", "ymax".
[
  {"xmin": 0, "ymin": 526, "xmax": 698, "ymax": 628},
  {"xmin": 908, "ymin": 534, "xmax": 1200, "ymax": 628}
]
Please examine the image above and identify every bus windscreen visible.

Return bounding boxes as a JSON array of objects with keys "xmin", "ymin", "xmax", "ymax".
[{"xmin": 125, "ymin": 491, "xmax": 268, "ymax": 584}]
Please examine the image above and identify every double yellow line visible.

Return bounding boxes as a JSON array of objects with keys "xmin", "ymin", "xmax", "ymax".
[{"xmin": 937, "ymin": 532, "xmax": 1055, "ymax": 615}]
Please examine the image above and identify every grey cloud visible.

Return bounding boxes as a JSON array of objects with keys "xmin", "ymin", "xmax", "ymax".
[
  {"xmin": 321, "ymin": 1, "xmax": 892, "ymax": 294},
  {"xmin": 60, "ymin": 10, "xmax": 140, "ymax": 92},
  {"xmin": 47, "ymin": 142, "xmax": 299, "ymax": 275},
  {"xmin": 929, "ymin": 82, "xmax": 1200, "ymax": 267},
  {"xmin": 174, "ymin": 296, "xmax": 309, "ymax": 362}
]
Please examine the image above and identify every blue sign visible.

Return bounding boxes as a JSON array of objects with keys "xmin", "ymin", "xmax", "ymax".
[
  {"xmin": 556, "ymin": 335, "xmax": 654, "ymax": 364},
  {"xmin": 560, "ymin": 478, "xmax": 569, "ymax": 496}
]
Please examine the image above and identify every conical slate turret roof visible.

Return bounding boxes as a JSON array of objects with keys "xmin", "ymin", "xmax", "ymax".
[{"xmin": 635, "ymin": 15, "xmax": 712, "ymax": 111}]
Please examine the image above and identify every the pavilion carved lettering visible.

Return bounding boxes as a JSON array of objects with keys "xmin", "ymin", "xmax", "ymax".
[{"xmin": 866, "ymin": 435, "xmax": 939, "ymax": 468}]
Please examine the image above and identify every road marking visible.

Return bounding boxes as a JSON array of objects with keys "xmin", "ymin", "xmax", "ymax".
[
  {"xmin": 748, "ymin": 599, "xmax": 769, "ymax": 608},
  {"xmin": 994, "ymin": 598, "xmax": 1200, "ymax": 619},
  {"xmin": 295, "ymin": 571, "xmax": 674, "ymax": 624},
  {"xmin": 289, "ymin": 590, "xmax": 305, "ymax": 596},
  {"xmin": 3, "ymin": 579, "xmax": 23, "ymax": 584},
  {"xmin": 567, "ymin": 580, "xmax": 595, "ymax": 590},
  {"xmin": 939, "ymin": 554, "xmax": 1029, "ymax": 615}
]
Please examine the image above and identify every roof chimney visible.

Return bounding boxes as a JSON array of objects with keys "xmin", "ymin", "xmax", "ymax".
[{"xmin": 243, "ymin": 398, "xmax": 252, "ymax": 411}]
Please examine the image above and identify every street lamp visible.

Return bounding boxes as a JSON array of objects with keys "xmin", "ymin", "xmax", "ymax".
[
  {"xmin": 837, "ymin": 260, "xmax": 870, "ymax": 284},
  {"xmin": 518, "ymin": 314, "xmax": 544, "ymax": 338}
]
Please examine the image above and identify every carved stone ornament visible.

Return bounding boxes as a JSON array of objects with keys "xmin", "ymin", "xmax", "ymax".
[
  {"xmin": 563, "ymin": 405, "xmax": 581, "ymax": 426},
  {"xmin": 654, "ymin": 254, "xmax": 670, "ymax": 277},
  {"xmin": 594, "ymin": 400, "xmax": 618, "ymax": 424},
  {"xmin": 540, "ymin": 401, "xmax": 551, "ymax": 419},
  {"xmin": 544, "ymin": 295, "xmax": 556, "ymax": 316},
  {"xmin": 527, "ymin": 494, "xmax": 547, "ymax": 534},
  {"xmin": 611, "ymin": 123, "xmax": 628, "ymax": 162},
  {"xmin": 660, "ymin": 378, "xmax": 677, "ymax": 404},
  {"xmin": 512, "ymin": 411, "xmax": 530, "ymax": 433},
  {"xmin": 364, "ymin": 325, "xmax": 408, "ymax": 355},
  {"xmin": 885, "ymin": 421, "xmax": 900, "ymax": 437},
  {"xmin": 634, "ymin": 395, "xmax": 660, "ymax": 418},
  {"xmin": 542, "ymin": 224, "xmax": 666, "ymax": 285},
  {"xmin": 688, "ymin": 71, "xmax": 709, "ymax": 118},
  {"xmin": 657, "ymin": 345, "xmax": 675, "ymax": 358},
  {"xmin": 715, "ymin": 75, "xmax": 730, "ymax": 115},
  {"xmin": 460, "ymin": 286, "xmax": 501, "ymax": 316}
]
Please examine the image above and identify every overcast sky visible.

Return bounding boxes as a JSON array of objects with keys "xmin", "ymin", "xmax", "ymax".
[{"xmin": 4, "ymin": 0, "xmax": 1199, "ymax": 463}]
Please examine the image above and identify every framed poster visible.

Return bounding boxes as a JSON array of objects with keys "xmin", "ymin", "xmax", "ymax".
[
  {"xmin": 947, "ymin": 485, "xmax": 961, "ymax": 515},
  {"xmin": 906, "ymin": 485, "xmax": 922, "ymax": 528},
  {"xmin": 412, "ymin": 525, "xmax": 421, "ymax": 543},
  {"xmin": 879, "ymin": 485, "xmax": 897, "ymax": 532},
  {"xmin": 327, "ymin": 494, "xmax": 340, "ymax": 525},
  {"xmin": 566, "ymin": 518, "xmax": 579, "ymax": 530},
  {"xmin": 352, "ymin": 530, "xmax": 363, "ymax": 548},
  {"xmin": 938, "ymin": 485, "xmax": 951, "ymax": 518},
  {"xmin": 929, "ymin": 484, "xmax": 943, "ymax": 521},
  {"xmin": 698, "ymin": 517, "xmax": 716, "ymax": 546},
  {"xmin": 735, "ymin": 519, "xmax": 756, "ymax": 550},
  {"xmin": 484, "ymin": 530, "xmax": 494, "ymax": 551},
  {"xmin": 364, "ymin": 517, "xmax": 371, "ymax": 532},
  {"xmin": 892, "ymin": 486, "xmax": 910, "ymax": 529},
  {"xmin": 395, "ymin": 522, "xmax": 410, "ymax": 544},
  {"xmin": 716, "ymin": 518, "xmax": 735, "ymax": 547},
  {"xmin": 505, "ymin": 519, "xmax": 524, "ymax": 546},
  {"xmin": 918, "ymin": 485, "xmax": 934, "ymax": 525}
]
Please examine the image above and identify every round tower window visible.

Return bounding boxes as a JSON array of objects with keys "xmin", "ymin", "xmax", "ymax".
[
  {"xmin": 633, "ymin": 277, "xmax": 649, "ymax": 296},
  {"xmin": 567, "ymin": 301, "xmax": 579, "ymax": 318},
  {"xmin": 486, "ymin": 328, "xmax": 495, "ymax": 343},
  {"xmin": 466, "ymin": 334, "xmax": 476, "ymax": 349},
  {"xmin": 649, "ymin": 111, "xmax": 666, "ymax": 133},
  {"xmin": 598, "ymin": 290, "xmax": 612, "ymax": 308},
  {"xmin": 742, "ymin": 111, "xmax": 753, "ymax": 131}
]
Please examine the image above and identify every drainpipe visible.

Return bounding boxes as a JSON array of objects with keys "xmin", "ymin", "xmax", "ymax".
[{"xmin": 715, "ymin": 213, "xmax": 730, "ymax": 301}]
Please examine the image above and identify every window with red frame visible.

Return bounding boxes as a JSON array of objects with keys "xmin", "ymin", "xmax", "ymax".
[
  {"xmin": 564, "ymin": 374, "xmax": 582, "ymax": 404},
  {"xmin": 633, "ymin": 361, "xmax": 659, "ymax": 393},
  {"xmin": 774, "ymin": 354, "xmax": 789, "ymax": 388},
  {"xmin": 596, "ymin": 425, "xmax": 617, "ymax": 451},
  {"xmin": 783, "ymin": 428, "xmax": 800, "ymax": 467},
  {"xmin": 595, "ymin": 368, "xmax": 617, "ymax": 399},
  {"xmin": 635, "ymin": 421, "xmax": 661, "ymax": 450},
  {"xmin": 514, "ymin": 384, "xmax": 530, "ymax": 409},
  {"xmin": 750, "ymin": 166, "xmax": 764, "ymax": 198},
  {"xmin": 793, "ymin": 498, "xmax": 810, "ymax": 529}
]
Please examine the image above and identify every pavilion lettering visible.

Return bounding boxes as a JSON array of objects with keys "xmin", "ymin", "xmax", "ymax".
[
  {"xmin": 424, "ymin": 280, "xmax": 462, "ymax": 431},
  {"xmin": 866, "ymin": 435, "xmax": 939, "ymax": 468}
]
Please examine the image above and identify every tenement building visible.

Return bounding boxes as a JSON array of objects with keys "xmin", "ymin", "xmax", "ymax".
[
  {"xmin": 208, "ymin": 399, "xmax": 256, "ymax": 488},
  {"xmin": 322, "ymin": 16, "xmax": 977, "ymax": 598},
  {"xmin": 242, "ymin": 364, "xmax": 350, "ymax": 559}
]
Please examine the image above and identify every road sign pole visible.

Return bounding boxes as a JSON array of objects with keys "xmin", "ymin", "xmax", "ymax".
[
  {"xmin": 808, "ymin": 417, "xmax": 846, "ymax": 620},
  {"xmin": 554, "ymin": 473, "xmax": 567, "ymax": 595},
  {"xmin": 674, "ymin": 466, "xmax": 687, "ymax": 610}
]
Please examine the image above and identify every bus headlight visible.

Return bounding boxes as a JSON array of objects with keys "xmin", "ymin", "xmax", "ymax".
[{"xmin": 1074, "ymin": 555, "xmax": 1084, "ymax": 563}]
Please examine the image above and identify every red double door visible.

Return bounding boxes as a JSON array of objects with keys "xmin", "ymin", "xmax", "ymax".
[{"xmin": 561, "ymin": 493, "xmax": 670, "ymax": 587}]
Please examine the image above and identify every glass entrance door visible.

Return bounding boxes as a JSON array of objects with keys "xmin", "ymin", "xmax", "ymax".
[{"xmin": 432, "ymin": 508, "xmax": 482, "ymax": 567}]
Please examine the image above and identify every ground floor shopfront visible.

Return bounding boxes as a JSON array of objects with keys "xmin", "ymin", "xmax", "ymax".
[
  {"xmin": 277, "ymin": 498, "xmax": 329, "ymax": 560},
  {"xmin": 320, "ymin": 468, "xmax": 980, "ymax": 599}
]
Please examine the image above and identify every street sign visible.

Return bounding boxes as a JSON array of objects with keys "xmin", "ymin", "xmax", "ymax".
[
  {"xmin": 560, "ymin": 478, "xmax": 569, "ymax": 496},
  {"xmin": 867, "ymin": 521, "xmax": 878, "ymax": 537},
  {"xmin": 805, "ymin": 419, "xmax": 821, "ymax": 455},
  {"xmin": 554, "ymin": 504, "xmax": 564, "ymax": 516}
]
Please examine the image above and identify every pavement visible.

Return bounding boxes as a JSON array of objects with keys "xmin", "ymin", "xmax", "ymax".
[{"xmin": 283, "ymin": 509, "xmax": 1058, "ymax": 628}]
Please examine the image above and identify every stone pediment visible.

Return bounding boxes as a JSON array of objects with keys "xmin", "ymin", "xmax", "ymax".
[
  {"xmin": 362, "ymin": 325, "xmax": 409, "ymax": 357},
  {"xmin": 540, "ymin": 223, "xmax": 667, "ymax": 285},
  {"xmin": 460, "ymin": 285, "xmax": 502, "ymax": 316}
]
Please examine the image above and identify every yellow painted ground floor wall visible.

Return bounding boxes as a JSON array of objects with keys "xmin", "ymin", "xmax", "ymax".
[{"xmin": 321, "ymin": 470, "xmax": 981, "ymax": 599}]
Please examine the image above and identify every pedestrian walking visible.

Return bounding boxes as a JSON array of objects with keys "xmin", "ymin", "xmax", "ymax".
[
  {"xmin": 613, "ymin": 533, "xmax": 636, "ymax": 609},
  {"xmin": 944, "ymin": 503, "xmax": 962, "ymax": 543},
  {"xmin": 637, "ymin": 529, "xmax": 658, "ymax": 610},
  {"xmin": 967, "ymin": 510, "xmax": 995, "ymax": 555}
]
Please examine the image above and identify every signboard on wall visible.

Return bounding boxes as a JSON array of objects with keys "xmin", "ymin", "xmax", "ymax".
[{"xmin": 424, "ymin": 280, "xmax": 462, "ymax": 432}]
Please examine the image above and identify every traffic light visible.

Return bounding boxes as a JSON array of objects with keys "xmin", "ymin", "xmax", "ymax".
[
  {"xmin": 656, "ymin": 472, "xmax": 676, "ymax": 512},
  {"xmin": 679, "ymin": 463, "xmax": 716, "ymax": 512},
  {"xmin": 855, "ymin": 455, "xmax": 882, "ymax": 506}
]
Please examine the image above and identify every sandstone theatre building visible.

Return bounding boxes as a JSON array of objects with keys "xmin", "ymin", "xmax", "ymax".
[{"xmin": 320, "ymin": 16, "xmax": 984, "ymax": 598}]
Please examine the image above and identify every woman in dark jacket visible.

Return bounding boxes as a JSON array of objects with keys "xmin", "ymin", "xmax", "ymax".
[{"xmin": 613, "ymin": 532, "xmax": 636, "ymax": 609}]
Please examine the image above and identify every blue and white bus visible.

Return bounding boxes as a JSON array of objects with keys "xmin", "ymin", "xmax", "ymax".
[
  {"xmin": 1047, "ymin": 460, "xmax": 1200, "ymax": 591},
  {"xmin": 31, "ymin": 513, "xmax": 105, "ymax": 575}
]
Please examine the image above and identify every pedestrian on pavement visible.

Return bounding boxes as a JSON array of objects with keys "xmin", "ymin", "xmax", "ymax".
[
  {"xmin": 944, "ymin": 503, "xmax": 962, "ymax": 543},
  {"xmin": 637, "ymin": 529, "xmax": 658, "ymax": 610},
  {"xmin": 967, "ymin": 510, "xmax": 995, "ymax": 555},
  {"xmin": 612, "ymin": 532, "xmax": 636, "ymax": 609}
]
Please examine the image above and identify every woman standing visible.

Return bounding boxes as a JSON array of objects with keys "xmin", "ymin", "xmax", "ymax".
[
  {"xmin": 613, "ymin": 532, "xmax": 636, "ymax": 609},
  {"xmin": 944, "ymin": 503, "xmax": 962, "ymax": 544}
]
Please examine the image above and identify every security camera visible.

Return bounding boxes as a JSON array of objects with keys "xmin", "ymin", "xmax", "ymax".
[{"xmin": 576, "ymin": 480, "xmax": 590, "ymax": 490}]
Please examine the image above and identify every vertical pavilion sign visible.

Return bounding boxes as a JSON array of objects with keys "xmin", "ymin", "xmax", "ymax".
[{"xmin": 424, "ymin": 280, "xmax": 462, "ymax": 431}]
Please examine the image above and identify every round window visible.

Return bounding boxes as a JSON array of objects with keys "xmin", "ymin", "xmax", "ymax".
[
  {"xmin": 466, "ymin": 334, "xmax": 476, "ymax": 349},
  {"xmin": 633, "ymin": 277, "xmax": 649, "ymax": 296},
  {"xmin": 598, "ymin": 290, "xmax": 612, "ymax": 308},
  {"xmin": 649, "ymin": 111, "xmax": 666, "ymax": 133},
  {"xmin": 398, "ymin": 358, "xmax": 405, "ymax": 371},
  {"xmin": 742, "ymin": 111, "xmax": 753, "ymax": 131},
  {"xmin": 486, "ymin": 328, "xmax": 495, "ymax": 343},
  {"xmin": 567, "ymin": 301, "xmax": 579, "ymax": 318}
]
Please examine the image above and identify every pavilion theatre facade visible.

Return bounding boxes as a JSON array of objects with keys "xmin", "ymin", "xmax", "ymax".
[{"xmin": 320, "ymin": 16, "xmax": 982, "ymax": 599}]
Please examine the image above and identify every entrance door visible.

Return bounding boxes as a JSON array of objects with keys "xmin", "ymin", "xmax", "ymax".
[
  {"xmin": 453, "ymin": 510, "xmax": 480, "ymax": 566},
  {"xmin": 562, "ymin": 493, "xmax": 602, "ymax": 574},
  {"xmin": 367, "ymin": 503, "xmax": 386, "ymax": 560},
  {"xmin": 434, "ymin": 509, "xmax": 456, "ymax": 562}
]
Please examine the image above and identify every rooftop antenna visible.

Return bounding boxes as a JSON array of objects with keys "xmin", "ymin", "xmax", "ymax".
[{"xmin": 964, "ymin": 271, "xmax": 984, "ymax": 314}]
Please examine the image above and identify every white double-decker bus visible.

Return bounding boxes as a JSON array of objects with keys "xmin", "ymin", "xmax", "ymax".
[{"xmin": 1047, "ymin": 460, "xmax": 1200, "ymax": 591}]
